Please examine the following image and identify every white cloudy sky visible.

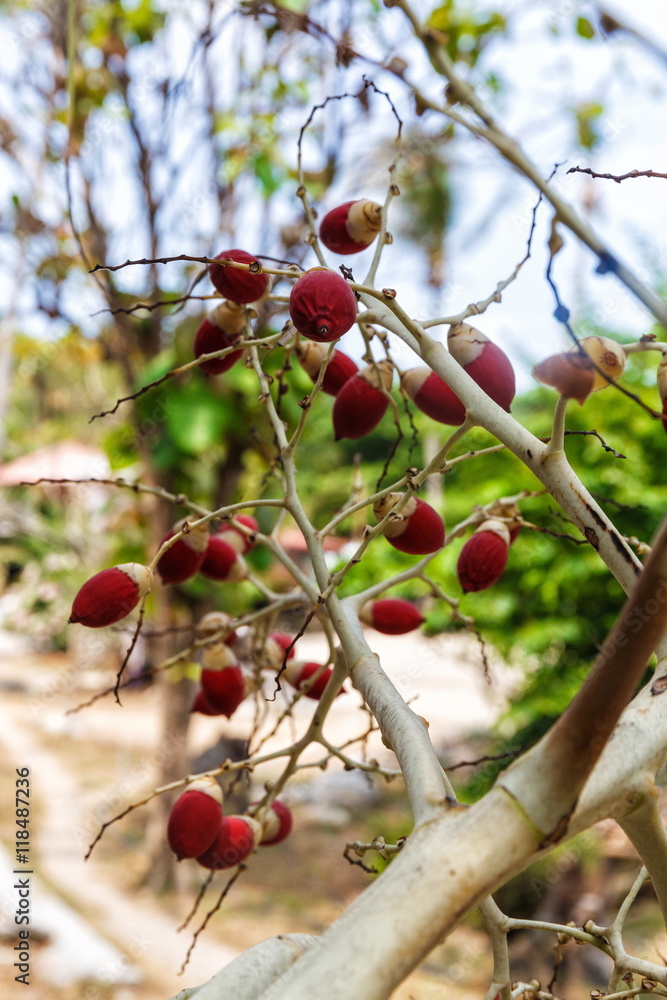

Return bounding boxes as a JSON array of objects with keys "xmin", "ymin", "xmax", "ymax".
[{"xmin": 3, "ymin": 0, "xmax": 667, "ymax": 392}]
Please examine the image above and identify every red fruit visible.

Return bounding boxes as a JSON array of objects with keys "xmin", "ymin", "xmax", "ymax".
[
  {"xmin": 448, "ymin": 323, "xmax": 516, "ymax": 411},
  {"xmin": 217, "ymin": 514, "xmax": 259, "ymax": 554},
  {"xmin": 157, "ymin": 519, "xmax": 209, "ymax": 585},
  {"xmin": 191, "ymin": 689, "xmax": 223, "ymax": 716},
  {"xmin": 208, "ymin": 249, "xmax": 269, "ymax": 304},
  {"xmin": 359, "ymin": 598, "xmax": 425, "ymax": 635},
  {"xmin": 289, "ymin": 268, "xmax": 357, "ymax": 343},
  {"xmin": 197, "ymin": 815, "xmax": 262, "ymax": 870},
  {"xmin": 263, "ymin": 632, "xmax": 297, "ymax": 671},
  {"xmin": 201, "ymin": 640, "xmax": 238, "ymax": 670},
  {"xmin": 401, "ymin": 368, "xmax": 466, "ymax": 426},
  {"xmin": 373, "ymin": 493, "xmax": 445, "ymax": 555},
  {"xmin": 69, "ymin": 563, "xmax": 153, "ymax": 628},
  {"xmin": 200, "ymin": 663, "xmax": 247, "ymax": 718},
  {"xmin": 319, "ymin": 199, "xmax": 382, "ymax": 255},
  {"xmin": 457, "ymin": 519, "xmax": 511, "ymax": 594},
  {"xmin": 194, "ymin": 301, "xmax": 246, "ymax": 375},
  {"xmin": 167, "ymin": 779, "xmax": 223, "ymax": 861},
  {"xmin": 268, "ymin": 632, "xmax": 296, "ymax": 656},
  {"xmin": 295, "ymin": 341, "xmax": 359, "ymax": 396},
  {"xmin": 257, "ymin": 800, "xmax": 293, "ymax": 846},
  {"xmin": 533, "ymin": 352, "xmax": 595, "ymax": 403},
  {"xmin": 200, "ymin": 535, "xmax": 248, "ymax": 582},
  {"xmin": 332, "ymin": 360, "xmax": 393, "ymax": 440},
  {"xmin": 283, "ymin": 661, "xmax": 345, "ymax": 700},
  {"xmin": 195, "ymin": 611, "xmax": 238, "ymax": 646}
]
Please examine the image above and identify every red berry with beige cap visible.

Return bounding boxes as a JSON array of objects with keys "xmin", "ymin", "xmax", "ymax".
[
  {"xmin": 448, "ymin": 323, "xmax": 516, "ymax": 411},
  {"xmin": 373, "ymin": 493, "xmax": 445, "ymax": 555},
  {"xmin": 283, "ymin": 660, "xmax": 344, "ymax": 700},
  {"xmin": 200, "ymin": 643, "xmax": 247, "ymax": 718},
  {"xmin": 157, "ymin": 519, "xmax": 209, "ymax": 585},
  {"xmin": 295, "ymin": 341, "xmax": 359, "ymax": 396},
  {"xmin": 208, "ymin": 249, "xmax": 269, "ymax": 304},
  {"xmin": 332, "ymin": 360, "xmax": 393, "ymax": 440},
  {"xmin": 319, "ymin": 199, "xmax": 382, "ymax": 255},
  {"xmin": 258, "ymin": 800, "xmax": 293, "ymax": 846},
  {"xmin": 69, "ymin": 563, "xmax": 153, "ymax": 628},
  {"xmin": 200, "ymin": 534, "xmax": 248, "ymax": 582},
  {"xmin": 194, "ymin": 301, "xmax": 246, "ymax": 375},
  {"xmin": 457, "ymin": 519, "xmax": 511, "ymax": 593},
  {"xmin": 197, "ymin": 815, "xmax": 262, "ymax": 870},
  {"xmin": 167, "ymin": 777, "xmax": 223, "ymax": 861},
  {"xmin": 401, "ymin": 367, "xmax": 466, "ymax": 426}
]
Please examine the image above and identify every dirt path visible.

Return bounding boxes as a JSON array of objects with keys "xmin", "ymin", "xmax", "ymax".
[{"xmin": 0, "ymin": 657, "xmax": 238, "ymax": 997}]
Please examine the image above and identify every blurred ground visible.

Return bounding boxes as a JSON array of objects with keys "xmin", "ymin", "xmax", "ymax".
[
  {"xmin": 0, "ymin": 628, "xmax": 508, "ymax": 999},
  {"xmin": 0, "ymin": 635, "xmax": 663, "ymax": 1000}
]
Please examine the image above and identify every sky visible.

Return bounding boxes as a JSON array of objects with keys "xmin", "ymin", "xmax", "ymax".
[{"xmin": 3, "ymin": 0, "xmax": 667, "ymax": 394}]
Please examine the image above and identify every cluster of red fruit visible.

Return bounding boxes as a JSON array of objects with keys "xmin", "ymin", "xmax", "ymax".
[
  {"xmin": 68, "ymin": 514, "xmax": 258, "ymax": 631},
  {"xmin": 190, "ymin": 596, "xmax": 427, "ymax": 718},
  {"xmin": 166, "ymin": 776, "xmax": 292, "ymax": 870},
  {"xmin": 66, "ymin": 199, "xmax": 532, "ymax": 876},
  {"xmin": 189, "ymin": 618, "xmax": 346, "ymax": 719},
  {"xmin": 193, "ymin": 198, "xmax": 517, "ymax": 447}
]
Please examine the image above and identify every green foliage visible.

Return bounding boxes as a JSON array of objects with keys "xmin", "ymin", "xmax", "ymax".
[
  {"xmin": 576, "ymin": 16, "xmax": 596, "ymax": 40},
  {"xmin": 427, "ymin": 1, "xmax": 506, "ymax": 66},
  {"xmin": 574, "ymin": 101, "xmax": 604, "ymax": 150}
]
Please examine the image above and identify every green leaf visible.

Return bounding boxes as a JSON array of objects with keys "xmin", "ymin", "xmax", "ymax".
[
  {"xmin": 253, "ymin": 153, "xmax": 281, "ymax": 197},
  {"xmin": 427, "ymin": 2, "xmax": 454, "ymax": 32},
  {"xmin": 576, "ymin": 16, "xmax": 595, "ymax": 39},
  {"xmin": 165, "ymin": 385, "xmax": 232, "ymax": 456},
  {"xmin": 575, "ymin": 102, "xmax": 604, "ymax": 150}
]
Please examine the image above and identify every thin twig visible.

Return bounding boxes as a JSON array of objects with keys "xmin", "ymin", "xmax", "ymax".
[
  {"xmin": 568, "ymin": 166, "xmax": 667, "ymax": 183},
  {"xmin": 177, "ymin": 865, "xmax": 247, "ymax": 975}
]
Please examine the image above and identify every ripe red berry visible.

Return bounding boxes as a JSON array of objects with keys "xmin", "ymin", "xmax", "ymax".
[
  {"xmin": 359, "ymin": 598, "xmax": 425, "ymax": 635},
  {"xmin": 268, "ymin": 631, "xmax": 296, "ymax": 655},
  {"xmin": 167, "ymin": 779, "xmax": 223, "ymax": 861},
  {"xmin": 194, "ymin": 301, "xmax": 246, "ymax": 375},
  {"xmin": 457, "ymin": 519, "xmax": 511, "ymax": 593},
  {"xmin": 332, "ymin": 360, "xmax": 393, "ymax": 440},
  {"xmin": 195, "ymin": 610, "xmax": 238, "ymax": 646},
  {"xmin": 200, "ymin": 534, "xmax": 248, "ymax": 582},
  {"xmin": 401, "ymin": 368, "xmax": 466, "ymax": 426},
  {"xmin": 257, "ymin": 800, "xmax": 293, "ymax": 846},
  {"xmin": 283, "ymin": 661, "xmax": 345, "ymax": 700},
  {"xmin": 69, "ymin": 563, "xmax": 153, "ymax": 629},
  {"xmin": 208, "ymin": 249, "xmax": 269, "ymax": 304},
  {"xmin": 288, "ymin": 268, "xmax": 357, "ymax": 343},
  {"xmin": 200, "ymin": 661, "xmax": 247, "ymax": 718},
  {"xmin": 217, "ymin": 514, "xmax": 259, "ymax": 554},
  {"xmin": 373, "ymin": 493, "xmax": 445, "ymax": 555},
  {"xmin": 157, "ymin": 520, "xmax": 209, "ymax": 585},
  {"xmin": 191, "ymin": 688, "xmax": 222, "ymax": 716},
  {"xmin": 295, "ymin": 341, "xmax": 359, "ymax": 396},
  {"xmin": 264, "ymin": 631, "xmax": 297, "ymax": 671},
  {"xmin": 448, "ymin": 324, "xmax": 516, "ymax": 411},
  {"xmin": 534, "ymin": 336, "xmax": 626, "ymax": 404},
  {"xmin": 319, "ymin": 199, "xmax": 382, "ymax": 255},
  {"xmin": 197, "ymin": 815, "xmax": 262, "ymax": 870}
]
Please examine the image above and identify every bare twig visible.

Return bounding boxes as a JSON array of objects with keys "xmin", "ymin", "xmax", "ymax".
[{"xmin": 568, "ymin": 166, "xmax": 667, "ymax": 183}]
